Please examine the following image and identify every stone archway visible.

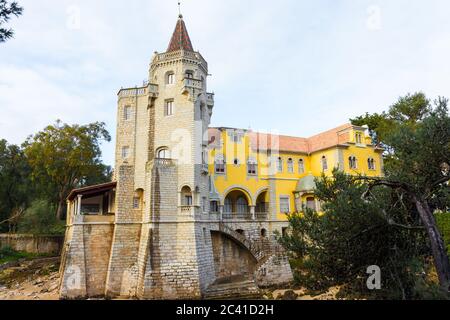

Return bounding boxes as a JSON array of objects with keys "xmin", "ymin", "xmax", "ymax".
[{"xmin": 210, "ymin": 231, "xmax": 257, "ymax": 284}]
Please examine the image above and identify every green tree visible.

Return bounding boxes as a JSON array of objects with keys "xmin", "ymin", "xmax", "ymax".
[
  {"xmin": 23, "ymin": 121, "xmax": 111, "ymax": 220},
  {"xmin": 352, "ymin": 93, "xmax": 450, "ymax": 292},
  {"xmin": 0, "ymin": 139, "xmax": 32, "ymax": 232},
  {"xmin": 0, "ymin": 0, "xmax": 23, "ymax": 43},
  {"xmin": 279, "ymin": 171, "xmax": 431, "ymax": 299}
]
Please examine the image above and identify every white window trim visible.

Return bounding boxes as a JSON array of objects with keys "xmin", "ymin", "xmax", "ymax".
[{"xmin": 279, "ymin": 196, "xmax": 290, "ymax": 214}]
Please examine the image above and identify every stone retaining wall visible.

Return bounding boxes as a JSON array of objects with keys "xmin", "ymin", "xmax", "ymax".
[{"xmin": 0, "ymin": 234, "xmax": 64, "ymax": 255}]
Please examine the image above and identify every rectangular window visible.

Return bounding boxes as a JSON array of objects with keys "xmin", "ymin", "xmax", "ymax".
[
  {"xmin": 167, "ymin": 73, "xmax": 175, "ymax": 85},
  {"xmin": 298, "ymin": 159, "xmax": 305, "ymax": 174},
  {"xmin": 210, "ymin": 201, "xmax": 219, "ymax": 213},
  {"xmin": 247, "ymin": 162, "xmax": 257, "ymax": 175},
  {"xmin": 202, "ymin": 197, "xmax": 207, "ymax": 213},
  {"xmin": 287, "ymin": 159, "xmax": 294, "ymax": 173},
  {"xmin": 122, "ymin": 146, "xmax": 130, "ymax": 159},
  {"xmin": 165, "ymin": 100, "xmax": 174, "ymax": 116},
  {"xmin": 277, "ymin": 158, "xmax": 283, "ymax": 173},
  {"xmin": 133, "ymin": 197, "xmax": 140, "ymax": 209},
  {"xmin": 184, "ymin": 195, "xmax": 193, "ymax": 206},
  {"xmin": 280, "ymin": 196, "xmax": 290, "ymax": 214},
  {"xmin": 124, "ymin": 106, "xmax": 131, "ymax": 121}
]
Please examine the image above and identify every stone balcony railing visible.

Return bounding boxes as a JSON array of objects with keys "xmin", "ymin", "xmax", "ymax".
[
  {"xmin": 183, "ymin": 78, "xmax": 203, "ymax": 90},
  {"xmin": 222, "ymin": 212, "xmax": 252, "ymax": 220},
  {"xmin": 152, "ymin": 50, "xmax": 208, "ymax": 72},
  {"xmin": 118, "ymin": 83, "xmax": 159, "ymax": 98},
  {"xmin": 153, "ymin": 158, "xmax": 176, "ymax": 167}
]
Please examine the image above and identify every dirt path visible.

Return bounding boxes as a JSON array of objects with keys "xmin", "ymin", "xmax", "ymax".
[{"xmin": 0, "ymin": 257, "xmax": 60, "ymax": 300}]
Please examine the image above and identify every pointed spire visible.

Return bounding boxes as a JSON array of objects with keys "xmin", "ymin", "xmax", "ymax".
[{"xmin": 167, "ymin": 14, "xmax": 194, "ymax": 52}]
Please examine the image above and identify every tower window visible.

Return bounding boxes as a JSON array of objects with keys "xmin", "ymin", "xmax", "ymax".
[
  {"xmin": 210, "ymin": 201, "xmax": 219, "ymax": 213},
  {"xmin": 166, "ymin": 72, "xmax": 175, "ymax": 85},
  {"xmin": 287, "ymin": 158, "xmax": 294, "ymax": 173},
  {"xmin": 165, "ymin": 100, "xmax": 174, "ymax": 116},
  {"xmin": 124, "ymin": 106, "xmax": 132, "ymax": 121},
  {"xmin": 298, "ymin": 159, "xmax": 305, "ymax": 174},
  {"xmin": 122, "ymin": 146, "xmax": 130, "ymax": 159},
  {"xmin": 157, "ymin": 147, "xmax": 170, "ymax": 159},
  {"xmin": 185, "ymin": 70, "xmax": 194, "ymax": 79}
]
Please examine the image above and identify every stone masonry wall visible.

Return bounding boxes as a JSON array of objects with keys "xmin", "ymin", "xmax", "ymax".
[{"xmin": 210, "ymin": 231, "xmax": 256, "ymax": 281}]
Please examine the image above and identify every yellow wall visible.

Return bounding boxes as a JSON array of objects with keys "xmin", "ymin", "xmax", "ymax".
[{"xmin": 208, "ymin": 127, "xmax": 383, "ymax": 221}]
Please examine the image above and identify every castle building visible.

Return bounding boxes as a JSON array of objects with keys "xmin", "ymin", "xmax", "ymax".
[{"xmin": 59, "ymin": 14, "xmax": 383, "ymax": 300}]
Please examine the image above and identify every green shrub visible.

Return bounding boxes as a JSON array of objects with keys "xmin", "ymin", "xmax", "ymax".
[{"xmin": 17, "ymin": 199, "xmax": 65, "ymax": 235}]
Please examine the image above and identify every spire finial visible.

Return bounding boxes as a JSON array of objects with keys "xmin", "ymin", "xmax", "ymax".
[{"xmin": 178, "ymin": 1, "xmax": 183, "ymax": 18}]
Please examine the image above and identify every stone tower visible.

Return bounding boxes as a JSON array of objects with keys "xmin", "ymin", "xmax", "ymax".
[
  {"xmin": 59, "ymin": 13, "xmax": 293, "ymax": 300},
  {"xmin": 105, "ymin": 14, "xmax": 216, "ymax": 299}
]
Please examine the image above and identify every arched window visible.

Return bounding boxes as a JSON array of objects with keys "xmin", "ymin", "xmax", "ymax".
[
  {"xmin": 157, "ymin": 147, "xmax": 170, "ymax": 159},
  {"xmin": 368, "ymin": 158, "xmax": 376, "ymax": 170},
  {"xmin": 321, "ymin": 156, "xmax": 328, "ymax": 171},
  {"xmin": 236, "ymin": 197, "xmax": 248, "ymax": 213},
  {"xmin": 287, "ymin": 158, "xmax": 294, "ymax": 173},
  {"xmin": 261, "ymin": 228, "xmax": 267, "ymax": 238},
  {"xmin": 277, "ymin": 157, "xmax": 283, "ymax": 173},
  {"xmin": 349, "ymin": 156, "xmax": 357, "ymax": 169},
  {"xmin": 166, "ymin": 71, "xmax": 175, "ymax": 85},
  {"xmin": 133, "ymin": 189, "xmax": 143, "ymax": 209},
  {"xmin": 247, "ymin": 158, "xmax": 257, "ymax": 175},
  {"xmin": 181, "ymin": 186, "xmax": 193, "ymax": 206},
  {"xmin": 298, "ymin": 159, "xmax": 305, "ymax": 174},
  {"xmin": 224, "ymin": 198, "xmax": 232, "ymax": 213},
  {"xmin": 215, "ymin": 154, "xmax": 225, "ymax": 174}
]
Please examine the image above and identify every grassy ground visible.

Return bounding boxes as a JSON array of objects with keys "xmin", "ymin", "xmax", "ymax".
[{"xmin": 0, "ymin": 246, "xmax": 50, "ymax": 265}]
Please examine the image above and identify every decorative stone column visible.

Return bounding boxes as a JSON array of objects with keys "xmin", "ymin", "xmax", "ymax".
[
  {"xmin": 250, "ymin": 206, "xmax": 256, "ymax": 220},
  {"xmin": 77, "ymin": 195, "xmax": 83, "ymax": 215}
]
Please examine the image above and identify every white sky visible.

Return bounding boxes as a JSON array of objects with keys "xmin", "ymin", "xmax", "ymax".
[{"xmin": 1, "ymin": 0, "xmax": 449, "ymax": 165}]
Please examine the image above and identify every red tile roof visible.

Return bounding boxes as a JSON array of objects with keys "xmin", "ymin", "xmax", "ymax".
[
  {"xmin": 209, "ymin": 124, "xmax": 354, "ymax": 154},
  {"xmin": 167, "ymin": 15, "xmax": 194, "ymax": 52}
]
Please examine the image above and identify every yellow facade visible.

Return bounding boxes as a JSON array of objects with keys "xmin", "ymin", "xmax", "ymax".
[{"xmin": 208, "ymin": 125, "xmax": 383, "ymax": 221}]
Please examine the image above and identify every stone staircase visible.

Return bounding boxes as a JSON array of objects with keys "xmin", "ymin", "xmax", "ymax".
[{"xmin": 204, "ymin": 279, "xmax": 262, "ymax": 300}]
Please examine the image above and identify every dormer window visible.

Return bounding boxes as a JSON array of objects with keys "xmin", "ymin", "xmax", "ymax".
[{"xmin": 355, "ymin": 132, "xmax": 363, "ymax": 144}]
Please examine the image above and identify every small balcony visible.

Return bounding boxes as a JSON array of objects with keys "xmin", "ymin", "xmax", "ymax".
[
  {"xmin": 206, "ymin": 92, "xmax": 214, "ymax": 106},
  {"xmin": 183, "ymin": 77, "xmax": 203, "ymax": 90},
  {"xmin": 222, "ymin": 212, "xmax": 252, "ymax": 220}
]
